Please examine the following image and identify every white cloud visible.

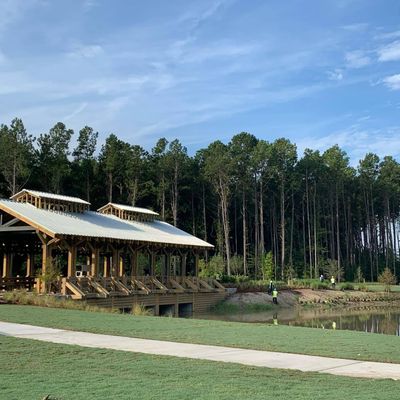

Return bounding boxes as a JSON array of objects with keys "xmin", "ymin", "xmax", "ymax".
[
  {"xmin": 67, "ymin": 44, "xmax": 104, "ymax": 58},
  {"xmin": 63, "ymin": 103, "xmax": 88, "ymax": 121},
  {"xmin": 374, "ymin": 30, "xmax": 400, "ymax": 40},
  {"xmin": 327, "ymin": 69, "xmax": 344, "ymax": 81},
  {"xmin": 297, "ymin": 126, "xmax": 400, "ymax": 166},
  {"xmin": 377, "ymin": 40, "xmax": 400, "ymax": 61},
  {"xmin": 345, "ymin": 50, "xmax": 371, "ymax": 68},
  {"xmin": 341, "ymin": 23, "xmax": 369, "ymax": 32},
  {"xmin": 382, "ymin": 74, "xmax": 400, "ymax": 90}
]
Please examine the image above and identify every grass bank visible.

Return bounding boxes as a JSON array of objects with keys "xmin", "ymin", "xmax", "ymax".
[
  {"xmin": 0, "ymin": 304, "xmax": 399, "ymax": 363},
  {"xmin": 1, "ymin": 335, "xmax": 399, "ymax": 400}
]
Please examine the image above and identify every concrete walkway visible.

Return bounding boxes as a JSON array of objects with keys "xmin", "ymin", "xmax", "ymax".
[{"xmin": 1, "ymin": 321, "xmax": 399, "ymax": 380}]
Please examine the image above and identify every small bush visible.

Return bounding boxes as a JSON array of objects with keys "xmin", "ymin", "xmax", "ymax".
[
  {"xmin": 358, "ymin": 283, "xmax": 369, "ymax": 292},
  {"xmin": 378, "ymin": 268, "xmax": 397, "ymax": 293},
  {"xmin": 340, "ymin": 282, "xmax": 354, "ymax": 291},
  {"xmin": 310, "ymin": 282, "xmax": 329, "ymax": 290},
  {"xmin": 131, "ymin": 303, "xmax": 153, "ymax": 316}
]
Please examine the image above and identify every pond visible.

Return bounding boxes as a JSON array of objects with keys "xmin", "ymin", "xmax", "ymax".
[{"xmin": 199, "ymin": 306, "xmax": 400, "ymax": 335}]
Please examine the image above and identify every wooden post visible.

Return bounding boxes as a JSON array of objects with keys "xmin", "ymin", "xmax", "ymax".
[
  {"xmin": 119, "ymin": 254, "xmax": 124, "ymax": 277},
  {"xmin": 67, "ymin": 246, "xmax": 77, "ymax": 277},
  {"xmin": 128, "ymin": 246, "xmax": 137, "ymax": 277},
  {"xmin": 26, "ymin": 253, "xmax": 34, "ymax": 277},
  {"xmin": 111, "ymin": 248, "xmax": 120, "ymax": 277},
  {"xmin": 2, "ymin": 253, "xmax": 10, "ymax": 278},
  {"xmin": 103, "ymin": 255, "xmax": 109, "ymax": 277},
  {"xmin": 150, "ymin": 251, "xmax": 156, "ymax": 276},
  {"xmin": 166, "ymin": 252, "xmax": 171, "ymax": 278},
  {"xmin": 194, "ymin": 252, "xmax": 199, "ymax": 277},
  {"xmin": 91, "ymin": 248, "xmax": 100, "ymax": 277},
  {"xmin": 181, "ymin": 253, "xmax": 187, "ymax": 277},
  {"xmin": 42, "ymin": 244, "xmax": 50, "ymax": 275}
]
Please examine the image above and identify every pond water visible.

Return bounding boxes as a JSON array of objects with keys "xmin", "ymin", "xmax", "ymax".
[{"xmin": 199, "ymin": 306, "xmax": 400, "ymax": 335}]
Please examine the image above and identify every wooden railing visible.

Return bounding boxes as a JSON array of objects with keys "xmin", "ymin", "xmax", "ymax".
[
  {"xmin": 0, "ymin": 277, "xmax": 36, "ymax": 291},
  {"xmin": 60, "ymin": 276, "xmax": 226, "ymax": 299}
]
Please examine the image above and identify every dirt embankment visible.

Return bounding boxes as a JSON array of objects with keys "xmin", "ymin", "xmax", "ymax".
[{"xmin": 225, "ymin": 289, "xmax": 400, "ymax": 308}]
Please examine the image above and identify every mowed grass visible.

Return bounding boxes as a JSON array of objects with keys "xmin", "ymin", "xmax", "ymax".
[
  {"xmin": 1, "ymin": 304, "xmax": 399, "ymax": 363},
  {"xmin": 1, "ymin": 336, "xmax": 399, "ymax": 400}
]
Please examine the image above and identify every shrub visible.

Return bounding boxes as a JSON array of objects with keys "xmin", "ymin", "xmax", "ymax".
[
  {"xmin": 261, "ymin": 251, "xmax": 274, "ymax": 281},
  {"xmin": 199, "ymin": 255, "xmax": 225, "ymax": 279},
  {"xmin": 340, "ymin": 282, "xmax": 354, "ymax": 291},
  {"xmin": 310, "ymin": 281, "xmax": 329, "ymax": 290},
  {"xmin": 378, "ymin": 268, "xmax": 397, "ymax": 292},
  {"xmin": 358, "ymin": 283, "xmax": 369, "ymax": 292},
  {"xmin": 131, "ymin": 303, "xmax": 153, "ymax": 316}
]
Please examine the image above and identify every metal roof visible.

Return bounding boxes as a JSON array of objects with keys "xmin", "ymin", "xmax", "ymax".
[
  {"xmin": 98, "ymin": 202, "xmax": 159, "ymax": 216},
  {"xmin": 0, "ymin": 199, "xmax": 213, "ymax": 249},
  {"xmin": 11, "ymin": 189, "xmax": 90, "ymax": 205}
]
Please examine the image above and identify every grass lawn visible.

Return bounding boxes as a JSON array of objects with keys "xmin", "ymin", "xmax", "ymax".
[
  {"xmin": 357, "ymin": 283, "xmax": 400, "ymax": 292},
  {"xmin": 1, "ymin": 335, "xmax": 399, "ymax": 400},
  {"xmin": 0, "ymin": 304, "xmax": 399, "ymax": 363}
]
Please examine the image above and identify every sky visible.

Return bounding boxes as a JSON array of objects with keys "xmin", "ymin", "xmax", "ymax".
[{"xmin": 0, "ymin": 0, "xmax": 400, "ymax": 164}]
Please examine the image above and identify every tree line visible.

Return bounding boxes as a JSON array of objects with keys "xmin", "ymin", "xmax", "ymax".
[{"xmin": 1, "ymin": 117, "xmax": 400, "ymax": 282}]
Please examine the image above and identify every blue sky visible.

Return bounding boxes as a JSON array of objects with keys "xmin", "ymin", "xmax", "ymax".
[{"xmin": 1, "ymin": 0, "xmax": 400, "ymax": 164}]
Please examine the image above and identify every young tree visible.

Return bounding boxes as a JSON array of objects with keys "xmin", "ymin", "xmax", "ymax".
[
  {"xmin": 0, "ymin": 118, "xmax": 35, "ymax": 195},
  {"xmin": 203, "ymin": 141, "xmax": 233, "ymax": 275},
  {"xmin": 164, "ymin": 139, "xmax": 188, "ymax": 226},
  {"xmin": 99, "ymin": 134, "xmax": 125, "ymax": 202},
  {"xmin": 73, "ymin": 126, "xmax": 98, "ymax": 202},
  {"xmin": 37, "ymin": 122, "xmax": 74, "ymax": 193}
]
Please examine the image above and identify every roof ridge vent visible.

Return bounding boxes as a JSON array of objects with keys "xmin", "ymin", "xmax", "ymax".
[
  {"xmin": 97, "ymin": 202, "xmax": 159, "ymax": 222},
  {"xmin": 11, "ymin": 189, "xmax": 90, "ymax": 213}
]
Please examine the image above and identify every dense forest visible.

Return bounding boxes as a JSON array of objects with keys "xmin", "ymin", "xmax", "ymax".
[{"xmin": 1, "ymin": 117, "xmax": 400, "ymax": 282}]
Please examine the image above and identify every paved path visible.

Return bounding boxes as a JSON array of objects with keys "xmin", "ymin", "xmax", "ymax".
[{"xmin": 1, "ymin": 321, "xmax": 399, "ymax": 380}]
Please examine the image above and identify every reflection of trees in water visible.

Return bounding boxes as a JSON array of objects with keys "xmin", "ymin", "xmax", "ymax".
[{"xmin": 290, "ymin": 311, "xmax": 400, "ymax": 335}]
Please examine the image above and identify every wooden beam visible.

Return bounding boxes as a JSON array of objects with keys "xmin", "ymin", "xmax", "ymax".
[
  {"xmin": 67, "ymin": 245, "xmax": 77, "ymax": 277},
  {"xmin": 91, "ymin": 247, "xmax": 100, "ymax": 277},
  {"xmin": 103, "ymin": 255, "xmax": 109, "ymax": 277},
  {"xmin": 0, "ymin": 203, "xmax": 55, "ymax": 238},
  {"xmin": 150, "ymin": 251, "xmax": 156, "ymax": 276},
  {"xmin": 26, "ymin": 253, "xmax": 34, "ymax": 277},
  {"xmin": 111, "ymin": 248, "xmax": 120, "ymax": 277},
  {"xmin": 2, "ymin": 253, "xmax": 11, "ymax": 278},
  {"xmin": 119, "ymin": 255, "xmax": 124, "ymax": 277},
  {"xmin": 181, "ymin": 253, "xmax": 187, "ymax": 277},
  {"xmin": 194, "ymin": 253, "xmax": 199, "ymax": 277}
]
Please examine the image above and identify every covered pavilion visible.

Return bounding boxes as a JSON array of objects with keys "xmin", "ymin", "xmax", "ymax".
[{"xmin": 0, "ymin": 189, "xmax": 225, "ymax": 315}]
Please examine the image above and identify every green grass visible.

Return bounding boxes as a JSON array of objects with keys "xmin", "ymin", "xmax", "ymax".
[
  {"xmin": 1, "ymin": 304, "xmax": 400, "ymax": 363},
  {"xmin": 1, "ymin": 335, "xmax": 399, "ymax": 400},
  {"xmin": 357, "ymin": 283, "xmax": 400, "ymax": 292}
]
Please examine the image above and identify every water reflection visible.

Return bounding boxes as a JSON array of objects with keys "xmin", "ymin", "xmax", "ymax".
[{"xmin": 200, "ymin": 306, "xmax": 400, "ymax": 335}]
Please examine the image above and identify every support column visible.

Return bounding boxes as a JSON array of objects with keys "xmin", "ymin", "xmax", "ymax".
[
  {"xmin": 103, "ymin": 255, "xmax": 109, "ymax": 277},
  {"xmin": 119, "ymin": 255, "xmax": 124, "ymax": 277},
  {"xmin": 129, "ymin": 247, "xmax": 137, "ymax": 277},
  {"xmin": 91, "ymin": 248, "xmax": 100, "ymax": 277},
  {"xmin": 67, "ymin": 246, "xmax": 77, "ymax": 277},
  {"xmin": 111, "ymin": 248, "xmax": 120, "ymax": 277},
  {"xmin": 26, "ymin": 253, "xmax": 34, "ymax": 277},
  {"xmin": 150, "ymin": 251, "xmax": 156, "ymax": 276},
  {"xmin": 2, "ymin": 253, "xmax": 11, "ymax": 278},
  {"xmin": 165, "ymin": 252, "xmax": 171, "ymax": 278},
  {"xmin": 42, "ymin": 244, "xmax": 51, "ymax": 275},
  {"xmin": 194, "ymin": 252, "xmax": 199, "ymax": 277},
  {"xmin": 181, "ymin": 253, "xmax": 187, "ymax": 277}
]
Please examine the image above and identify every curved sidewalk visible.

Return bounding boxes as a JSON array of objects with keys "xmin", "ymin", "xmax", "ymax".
[{"xmin": 1, "ymin": 321, "xmax": 399, "ymax": 380}]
